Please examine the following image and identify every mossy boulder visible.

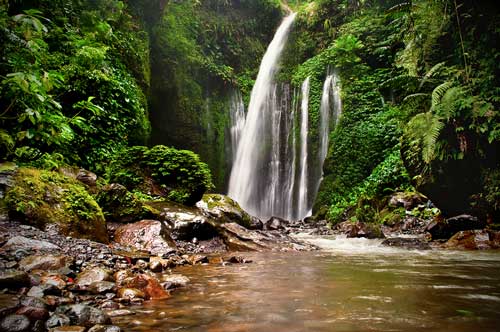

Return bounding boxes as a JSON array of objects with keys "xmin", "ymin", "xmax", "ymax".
[
  {"xmin": 96, "ymin": 183, "xmax": 159, "ymax": 223},
  {"xmin": 4, "ymin": 167, "xmax": 108, "ymax": 243},
  {"xmin": 196, "ymin": 194, "xmax": 262, "ymax": 230},
  {"xmin": 107, "ymin": 145, "xmax": 213, "ymax": 205}
]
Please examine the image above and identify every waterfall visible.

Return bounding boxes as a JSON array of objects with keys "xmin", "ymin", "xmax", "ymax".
[
  {"xmin": 297, "ymin": 77, "xmax": 311, "ymax": 219},
  {"xmin": 228, "ymin": 13, "xmax": 297, "ymax": 220},
  {"xmin": 314, "ymin": 71, "xmax": 342, "ymax": 196},
  {"xmin": 229, "ymin": 90, "xmax": 246, "ymax": 162}
]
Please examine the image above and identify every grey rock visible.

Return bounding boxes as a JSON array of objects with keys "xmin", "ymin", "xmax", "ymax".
[
  {"xmin": 55, "ymin": 304, "xmax": 111, "ymax": 327},
  {"xmin": 2, "ymin": 236, "xmax": 60, "ymax": 251},
  {"xmin": 45, "ymin": 313, "xmax": 71, "ymax": 329},
  {"xmin": 0, "ymin": 314, "xmax": 30, "ymax": 332}
]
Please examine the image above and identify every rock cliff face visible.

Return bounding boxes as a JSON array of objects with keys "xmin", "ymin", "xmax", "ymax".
[{"xmin": 148, "ymin": 1, "xmax": 282, "ymax": 190}]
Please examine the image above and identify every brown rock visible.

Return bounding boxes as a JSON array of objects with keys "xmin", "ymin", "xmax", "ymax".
[
  {"xmin": 116, "ymin": 288, "xmax": 145, "ymax": 300},
  {"xmin": 187, "ymin": 254, "xmax": 208, "ymax": 265},
  {"xmin": 0, "ymin": 294, "xmax": 20, "ymax": 317},
  {"xmin": 113, "ymin": 270, "xmax": 133, "ymax": 287},
  {"xmin": 160, "ymin": 274, "xmax": 189, "ymax": 290},
  {"xmin": 16, "ymin": 305, "xmax": 49, "ymax": 321},
  {"xmin": 0, "ymin": 270, "xmax": 30, "ymax": 288},
  {"xmin": 114, "ymin": 220, "xmax": 177, "ymax": 255},
  {"xmin": 49, "ymin": 326, "xmax": 86, "ymax": 332},
  {"xmin": 40, "ymin": 275, "xmax": 66, "ymax": 289},
  {"xmin": 75, "ymin": 267, "xmax": 111, "ymax": 288},
  {"xmin": 88, "ymin": 281, "xmax": 116, "ymax": 295},
  {"xmin": 126, "ymin": 274, "xmax": 169, "ymax": 300},
  {"xmin": 19, "ymin": 255, "xmax": 72, "ymax": 272},
  {"xmin": 445, "ymin": 230, "xmax": 500, "ymax": 250}
]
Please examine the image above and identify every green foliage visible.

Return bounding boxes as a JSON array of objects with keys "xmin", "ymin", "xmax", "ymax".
[
  {"xmin": 107, "ymin": 145, "xmax": 213, "ymax": 206},
  {"xmin": 0, "ymin": 0, "xmax": 151, "ymax": 172},
  {"xmin": 326, "ymin": 149, "xmax": 412, "ymax": 223}
]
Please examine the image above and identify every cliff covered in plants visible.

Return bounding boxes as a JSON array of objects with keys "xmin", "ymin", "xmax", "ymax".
[{"xmin": 278, "ymin": 0, "xmax": 499, "ymax": 226}]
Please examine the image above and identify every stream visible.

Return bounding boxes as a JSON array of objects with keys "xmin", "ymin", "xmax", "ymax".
[{"xmin": 115, "ymin": 236, "xmax": 500, "ymax": 332}]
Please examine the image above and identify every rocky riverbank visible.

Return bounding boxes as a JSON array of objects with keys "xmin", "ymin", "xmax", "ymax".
[{"xmin": 0, "ymin": 195, "xmax": 317, "ymax": 332}]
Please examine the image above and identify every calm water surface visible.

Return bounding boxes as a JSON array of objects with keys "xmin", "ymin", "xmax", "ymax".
[{"xmin": 116, "ymin": 236, "xmax": 500, "ymax": 332}]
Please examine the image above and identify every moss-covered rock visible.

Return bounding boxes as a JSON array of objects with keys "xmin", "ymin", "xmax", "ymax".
[
  {"xmin": 4, "ymin": 167, "xmax": 108, "ymax": 243},
  {"xmin": 107, "ymin": 145, "xmax": 213, "ymax": 206},
  {"xmin": 196, "ymin": 194, "xmax": 262, "ymax": 230},
  {"xmin": 96, "ymin": 183, "xmax": 160, "ymax": 223}
]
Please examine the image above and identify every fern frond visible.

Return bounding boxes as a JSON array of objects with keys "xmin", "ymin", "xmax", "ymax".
[
  {"xmin": 406, "ymin": 112, "xmax": 444, "ymax": 164},
  {"xmin": 380, "ymin": 74, "xmax": 419, "ymax": 90},
  {"xmin": 386, "ymin": 2, "xmax": 412, "ymax": 14},
  {"xmin": 402, "ymin": 93, "xmax": 430, "ymax": 113},
  {"xmin": 438, "ymin": 86, "xmax": 463, "ymax": 119},
  {"xmin": 419, "ymin": 61, "xmax": 446, "ymax": 89},
  {"xmin": 431, "ymin": 81, "xmax": 453, "ymax": 110}
]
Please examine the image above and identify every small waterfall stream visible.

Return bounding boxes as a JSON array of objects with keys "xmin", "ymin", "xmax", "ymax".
[
  {"xmin": 297, "ymin": 77, "xmax": 311, "ymax": 218},
  {"xmin": 229, "ymin": 90, "xmax": 246, "ymax": 162},
  {"xmin": 314, "ymin": 71, "xmax": 342, "ymax": 196}
]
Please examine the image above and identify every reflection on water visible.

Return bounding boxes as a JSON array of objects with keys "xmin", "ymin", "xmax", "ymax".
[{"xmin": 115, "ymin": 236, "xmax": 500, "ymax": 332}]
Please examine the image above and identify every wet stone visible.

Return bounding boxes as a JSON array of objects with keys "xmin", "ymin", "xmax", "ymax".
[
  {"xmin": 105, "ymin": 309, "xmax": 135, "ymax": 318},
  {"xmin": 0, "ymin": 294, "xmax": 20, "ymax": 317},
  {"xmin": 0, "ymin": 270, "xmax": 30, "ymax": 289},
  {"xmin": 75, "ymin": 267, "xmax": 111, "ymax": 289},
  {"xmin": 19, "ymin": 255, "xmax": 71, "ymax": 272},
  {"xmin": 88, "ymin": 281, "xmax": 115, "ymax": 295},
  {"xmin": 0, "ymin": 314, "xmax": 30, "ymax": 332},
  {"xmin": 45, "ymin": 313, "xmax": 71, "ymax": 329},
  {"xmin": 16, "ymin": 305, "xmax": 49, "ymax": 321},
  {"xmin": 55, "ymin": 304, "xmax": 111, "ymax": 327},
  {"xmin": 116, "ymin": 288, "xmax": 145, "ymax": 300},
  {"xmin": 87, "ymin": 325, "xmax": 122, "ymax": 332},
  {"xmin": 49, "ymin": 326, "xmax": 86, "ymax": 332}
]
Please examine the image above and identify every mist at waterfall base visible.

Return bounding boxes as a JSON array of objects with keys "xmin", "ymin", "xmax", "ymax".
[{"xmin": 228, "ymin": 14, "xmax": 342, "ymax": 222}]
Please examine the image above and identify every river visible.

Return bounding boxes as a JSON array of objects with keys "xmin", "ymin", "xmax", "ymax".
[{"xmin": 115, "ymin": 235, "xmax": 500, "ymax": 332}]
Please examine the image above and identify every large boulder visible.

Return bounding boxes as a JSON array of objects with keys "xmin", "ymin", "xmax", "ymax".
[
  {"xmin": 152, "ymin": 201, "xmax": 218, "ymax": 241},
  {"xmin": 445, "ymin": 230, "xmax": 500, "ymax": 250},
  {"xmin": 2, "ymin": 236, "xmax": 60, "ymax": 252},
  {"xmin": 426, "ymin": 214, "xmax": 486, "ymax": 240},
  {"xmin": 196, "ymin": 194, "xmax": 262, "ymax": 230},
  {"xmin": 113, "ymin": 220, "xmax": 177, "ymax": 255},
  {"xmin": 4, "ymin": 167, "xmax": 108, "ymax": 243},
  {"xmin": 209, "ymin": 221, "xmax": 315, "ymax": 252},
  {"xmin": 19, "ymin": 255, "xmax": 72, "ymax": 272}
]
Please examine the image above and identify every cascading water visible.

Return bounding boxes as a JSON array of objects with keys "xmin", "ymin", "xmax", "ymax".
[
  {"xmin": 314, "ymin": 71, "xmax": 342, "ymax": 196},
  {"xmin": 297, "ymin": 77, "xmax": 311, "ymax": 218},
  {"xmin": 228, "ymin": 90, "xmax": 246, "ymax": 162},
  {"xmin": 228, "ymin": 13, "xmax": 297, "ymax": 220},
  {"xmin": 228, "ymin": 14, "xmax": 341, "ymax": 221}
]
